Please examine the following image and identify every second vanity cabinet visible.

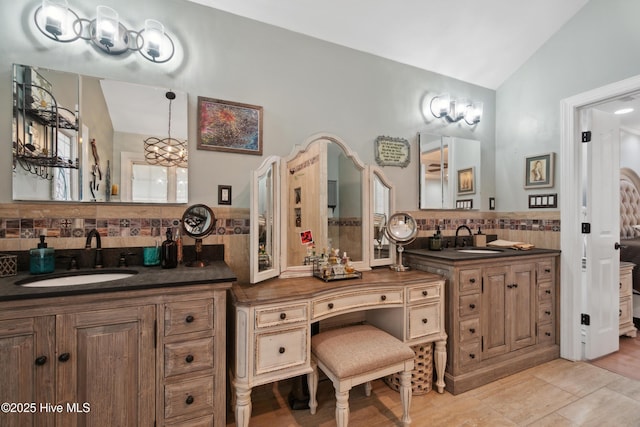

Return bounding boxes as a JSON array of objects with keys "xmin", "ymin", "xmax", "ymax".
[
  {"xmin": 406, "ymin": 249, "xmax": 560, "ymax": 395},
  {"xmin": 0, "ymin": 282, "xmax": 230, "ymax": 427}
]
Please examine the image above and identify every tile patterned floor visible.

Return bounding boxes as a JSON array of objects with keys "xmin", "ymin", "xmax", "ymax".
[{"xmin": 228, "ymin": 358, "xmax": 640, "ymax": 426}]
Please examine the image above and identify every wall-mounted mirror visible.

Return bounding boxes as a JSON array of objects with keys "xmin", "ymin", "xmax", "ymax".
[
  {"xmin": 369, "ymin": 165, "xmax": 395, "ymax": 266},
  {"xmin": 12, "ymin": 64, "xmax": 188, "ymax": 204},
  {"xmin": 418, "ymin": 132, "xmax": 480, "ymax": 209}
]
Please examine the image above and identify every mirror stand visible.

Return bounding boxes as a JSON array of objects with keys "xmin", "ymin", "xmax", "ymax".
[
  {"xmin": 182, "ymin": 204, "xmax": 215, "ymax": 268},
  {"xmin": 187, "ymin": 238, "xmax": 208, "ymax": 267},
  {"xmin": 385, "ymin": 212, "xmax": 417, "ymax": 272}
]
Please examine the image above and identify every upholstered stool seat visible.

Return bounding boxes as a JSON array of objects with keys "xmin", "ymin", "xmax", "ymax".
[{"xmin": 307, "ymin": 324, "xmax": 415, "ymax": 427}]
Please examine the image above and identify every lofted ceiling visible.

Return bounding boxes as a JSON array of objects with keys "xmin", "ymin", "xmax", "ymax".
[{"xmin": 187, "ymin": 0, "xmax": 589, "ymax": 89}]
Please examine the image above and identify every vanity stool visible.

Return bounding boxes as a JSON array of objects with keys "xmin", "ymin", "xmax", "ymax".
[{"xmin": 307, "ymin": 324, "xmax": 415, "ymax": 427}]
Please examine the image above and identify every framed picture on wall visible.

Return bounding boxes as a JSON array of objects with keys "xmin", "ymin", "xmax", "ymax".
[
  {"xmin": 457, "ymin": 167, "xmax": 475, "ymax": 195},
  {"xmin": 197, "ymin": 97, "xmax": 263, "ymax": 155},
  {"xmin": 524, "ymin": 152, "xmax": 555, "ymax": 188}
]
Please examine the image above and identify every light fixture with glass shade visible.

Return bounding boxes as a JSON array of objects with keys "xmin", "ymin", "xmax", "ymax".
[
  {"xmin": 428, "ymin": 94, "xmax": 483, "ymax": 125},
  {"xmin": 144, "ymin": 91, "xmax": 188, "ymax": 168},
  {"xmin": 33, "ymin": 1, "xmax": 176, "ymax": 63}
]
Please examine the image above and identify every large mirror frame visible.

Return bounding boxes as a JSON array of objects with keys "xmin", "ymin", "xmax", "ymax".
[
  {"xmin": 250, "ymin": 133, "xmax": 395, "ymax": 283},
  {"xmin": 12, "ymin": 63, "xmax": 188, "ymax": 204},
  {"xmin": 369, "ymin": 165, "xmax": 395, "ymax": 267}
]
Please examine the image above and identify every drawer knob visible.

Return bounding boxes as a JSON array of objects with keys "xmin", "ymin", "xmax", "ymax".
[
  {"xmin": 620, "ymin": 309, "xmax": 622, "ymax": 317},
  {"xmin": 469, "ymin": 328, "xmax": 476, "ymax": 334},
  {"xmin": 544, "ymin": 268, "xmax": 551, "ymax": 273},
  {"xmin": 469, "ymin": 353, "xmax": 476, "ymax": 359},
  {"xmin": 380, "ymin": 295, "xmax": 387, "ymax": 301},
  {"xmin": 469, "ymin": 278, "xmax": 476, "ymax": 284},
  {"xmin": 620, "ymin": 283, "xmax": 622, "ymax": 289},
  {"xmin": 328, "ymin": 303, "xmax": 334, "ymax": 309},
  {"xmin": 185, "ymin": 395, "xmax": 194, "ymax": 405},
  {"xmin": 185, "ymin": 315, "xmax": 195, "ymax": 323},
  {"xmin": 422, "ymin": 318, "xmax": 428, "ymax": 324},
  {"xmin": 545, "ymin": 290, "xmax": 551, "ymax": 295},
  {"xmin": 58, "ymin": 352, "xmax": 70, "ymax": 362},
  {"xmin": 279, "ymin": 347, "xmax": 286, "ymax": 354},
  {"xmin": 35, "ymin": 355, "xmax": 48, "ymax": 366},
  {"xmin": 545, "ymin": 332, "xmax": 551, "ymax": 337},
  {"xmin": 469, "ymin": 303, "xmax": 476, "ymax": 309},
  {"xmin": 545, "ymin": 310, "xmax": 551, "ymax": 316},
  {"xmin": 280, "ymin": 313, "xmax": 287, "ymax": 320},
  {"xmin": 185, "ymin": 354, "xmax": 194, "ymax": 363},
  {"xmin": 422, "ymin": 290, "xmax": 428, "ymax": 296}
]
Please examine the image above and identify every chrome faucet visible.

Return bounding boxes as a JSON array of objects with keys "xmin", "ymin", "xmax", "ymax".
[
  {"xmin": 455, "ymin": 225, "xmax": 472, "ymax": 247},
  {"xmin": 85, "ymin": 229, "xmax": 103, "ymax": 268}
]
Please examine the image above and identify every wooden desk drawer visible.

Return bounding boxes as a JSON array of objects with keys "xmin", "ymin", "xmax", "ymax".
[
  {"xmin": 407, "ymin": 283, "xmax": 442, "ymax": 304},
  {"xmin": 537, "ymin": 303, "xmax": 554, "ymax": 324},
  {"xmin": 312, "ymin": 288, "xmax": 403, "ymax": 319},
  {"xmin": 459, "ymin": 342, "xmax": 481, "ymax": 369},
  {"xmin": 165, "ymin": 299, "xmax": 214, "ymax": 337},
  {"xmin": 407, "ymin": 303, "xmax": 440, "ymax": 340},
  {"xmin": 255, "ymin": 304, "xmax": 308, "ymax": 329},
  {"xmin": 459, "ymin": 318, "xmax": 480, "ymax": 343},
  {"xmin": 165, "ymin": 414, "xmax": 213, "ymax": 427},
  {"xmin": 164, "ymin": 375, "xmax": 214, "ymax": 420},
  {"xmin": 165, "ymin": 338, "xmax": 214, "ymax": 377},
  {"xmin": 255, "ymin": 326, "xmax": 307, "ymax": 376},
  {"xmin": 537, "ymin": 260, "xmax": 554, "ymax": 281},
  {"xmin": 459, "ymin": 294, "xmax": 481, "ymax": 317},
  {"xmin": 620, "ymin": 295, "xmax": 633, "ymax": 325},
  {"xmin": 459, "ymin": 269, "xmax": 481, "ymax": 293},
  {"xmin": 538, "ymin": 323, "xmax": 555, "ymax": 345},
  {"xmin": 538, "ymin": 282, "xmax": 553, "ymax": 303}
]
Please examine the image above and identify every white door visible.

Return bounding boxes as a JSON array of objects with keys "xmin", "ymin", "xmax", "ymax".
[{"xmin": 582, "ymin": 108, "xmax": 621, "ymax": 359}]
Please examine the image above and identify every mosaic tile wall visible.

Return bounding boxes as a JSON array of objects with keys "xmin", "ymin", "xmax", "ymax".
[{"xmin": 414, "ymin": 218, "xmax": 561, "ymax": 233}]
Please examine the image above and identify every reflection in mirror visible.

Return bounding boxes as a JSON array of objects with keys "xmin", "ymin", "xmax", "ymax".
[
  {"xmin": 182, "ymin": 204, "xmax": 215, "ymax": 267},
  {"xmin": 370, "ymin": 165, "xmax": 395, "ymax": 267},
  {"xmin": 12, "ymin": 64, "xmax": 188, "ymax": 203},
  {"xmin": 250, "ymin": 156, "xmax": 280, "ymax": 283},
  {"xmin": 419, "ymin": 133, "xmax": 480, "ymax": 209}
]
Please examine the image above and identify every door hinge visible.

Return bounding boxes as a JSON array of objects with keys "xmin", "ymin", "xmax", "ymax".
[
  {"xmin": 582, "ymin": 131, "xmax": 592, "ymax": 142},
  {"xmin": 581, "ymin": 223, "xmax": 591, "ymax": 234},
  {"xmin": 581, "ymin": 313, "xmax": 591, "ymax": 326}
]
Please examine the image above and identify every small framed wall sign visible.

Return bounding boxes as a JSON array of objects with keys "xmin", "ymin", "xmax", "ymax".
[
  {"xmin": 218, "ymin": 185, "xmax": 232, "ymax": 205},
  {"xmin": 374, "ymin": 136, "xmax": 410, "ymax": 168}
]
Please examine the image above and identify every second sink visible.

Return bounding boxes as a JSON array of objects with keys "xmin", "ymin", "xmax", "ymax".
[{"xmin": 15, "ymin": 269, "xmax": 138, "ymax": 288}]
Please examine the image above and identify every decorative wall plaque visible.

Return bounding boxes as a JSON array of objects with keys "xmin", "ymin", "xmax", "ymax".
[{"xmin": 374, "ymin": 136, "xmax": 410, "ymax": 168}]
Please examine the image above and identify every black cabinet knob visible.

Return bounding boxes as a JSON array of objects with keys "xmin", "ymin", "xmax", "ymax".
[
  {"xmin": 185, "ymin": 395, "xmax": 194, "ymax": 405},
  {"xmin": 185, "ymin": 354, "xmax": 194, "ymax": 363},
  {"xmin": 545, "ymin": 290, "xmax": 551, "ymax": 295},
  {"xmin": 469, "ymin": 328, "xmax": 476, "ymax": 334},
  {"xmin": 328, "ymin": 303, "xmax": 334, "ymax": 309},
  {"xmin": 35, "ymin": 355, "xmax": 48, "ymax": 366},
  {"xmin": 544, "ymin": 268, "xmax": 551, "ymax": 273},
  {"xmin": 469, "ymin": 304, "xmax": 476, "ymax": 309},
  {"xmin": 469, "ymin": 353, "xmax": 476, "ymax": 359},
  {"xmin": 422, "ymin": 318, "xmax": 428, "ymax": 324},
  {"xmin": 58, "ymin": 353, "xmax": 70, "ymax": 362},
  {"xmin": 422, "ymin": 290, "xmax": 428, "ymax": 296},
  {"xmin": 279, "ymin": 347, "xmax": 286, "ymax": 354},
  {"xmin": 280, "ymin": 313, "xmax": 287, "ymax": 320},
  {"xmin": 469, "ymin": 278, "xmax": 476, "ymax": 283},
  {"xmin": 185, "ymin": 315, "xmax": 195, "ymax": 323},
  {"xmin": 380, "ymin": 295, "xmax": 387, "ymax": 301},
  {"xmin": 545, "ymin": 332, "xmax": 551, "ymax": 337}
]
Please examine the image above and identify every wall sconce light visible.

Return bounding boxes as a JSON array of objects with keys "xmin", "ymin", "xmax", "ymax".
[
  {"xmin": 33, "ymin": 1, "xmax": 176, "ymax": 63},
  {"xmin": 429, "ymin": 94, "xmax": 483, "ymax": 125}
]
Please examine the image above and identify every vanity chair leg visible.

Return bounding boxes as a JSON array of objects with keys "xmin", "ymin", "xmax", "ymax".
[
  {"xmin": 307, "ymin": 359, "xmax": 318, "ymax": 415},
  {"xmin": 335, "ymin": 389, "xmax": 350, "ymax": 427},
  {"xmin": 364, "ymin": 381, "xmax": 372, "ymax": 397},
  {"xmin": 400, "ymin": 369, "xmax": 412, "ymax": 426}
]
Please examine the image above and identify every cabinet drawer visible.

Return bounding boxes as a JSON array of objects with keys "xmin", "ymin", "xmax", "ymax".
[
  {"xmin": 255, "ymin": 304, "xmax": 308, "ymax": 329},
  {"xmin": 459, "ymin": 342, "xmax": 481, "ymax": 368},
  {"xmin": 459, "ymin": 318, "xmax": 480, "ymax": 343},
  {"xmin": 165, "ymin": 338, "xmax": 214, "ymax": 377},
  {"xmin": 255, "ymin": 327, "xmax": 307, "ymax": 376},
  {"xmin": 312, "ymin": 288, "xmax": 402, "ymax": 319},
  {"xmin": 620, "ymin": 272, "xmax": 633, "ymax": 298},
  {"xmin": 164, "ymin": 375, "xmax": 214, "ymax": 420},
  {"xmin": 620, "ymin": 295, "xmax": 633, "ymax": 325},
  {"xmin": 407, "ymin": 283, "xmax": 441, "ymax": 304},
  {"xmin": 537, "ymin": 260, "xmax": 554, "ymax": 281},
  {"xmin": 165, "ymin": 414, "xmax": 213, "ymax": 427},
  {"xmin": 459, "ymin": 294, "xmax": 481, "ymax": 317},
  {"xmin": 165, "ymin": 300, "xmax": 214, "ymax": 337},
  {"xmin": 407, "ymin": 303, "xmax": 440, "ymax": 340},
  {"xmin": 538, "ymin": 323, "xmax": 555, "ymax": 345},
  {"xmin": 538, "ymin": 282, "xmax": 553, "ymax": 303},
  {"xmin": 537, "ymin": 303, "xmax": 554, "ymax": 324},
  {"xmin": 459, "ymin": 269, "xmax": 482, "ymax": 293}
]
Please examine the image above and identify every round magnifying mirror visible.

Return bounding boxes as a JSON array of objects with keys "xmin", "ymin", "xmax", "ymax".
[
  {"xmin": 385, "ymin": 212, "xmax": 417, "ymax": 271},
  {"xmin": 181, "ymin": 204, "xmax": 216, "ymax": 267}
]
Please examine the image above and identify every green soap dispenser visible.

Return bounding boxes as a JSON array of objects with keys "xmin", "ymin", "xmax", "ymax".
[{"xmin": 30, "ymin": 235, "xmax": 55, "ymax": 274}]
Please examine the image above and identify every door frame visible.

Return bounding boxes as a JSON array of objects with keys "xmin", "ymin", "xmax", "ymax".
[{"xmin": 560, "ymin": 73, "xmax": 640, "ymax": 361}]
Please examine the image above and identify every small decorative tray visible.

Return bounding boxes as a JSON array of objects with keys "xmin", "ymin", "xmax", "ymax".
[{"xmin": 312, "ymin": 259, "xmax": 362, "ymax": 282}]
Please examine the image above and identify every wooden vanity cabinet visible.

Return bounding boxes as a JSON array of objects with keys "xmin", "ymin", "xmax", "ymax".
[
  {"xmin": 619, "ymin": 262, "xmax": 637, "ymax": 337},
  {"xmin": 407, "ymin": 252, "xmax": 560, "ymax": 395},
  {"xmin": 0, "ymin": 283, "xmax": 230, "ymax": 427}
]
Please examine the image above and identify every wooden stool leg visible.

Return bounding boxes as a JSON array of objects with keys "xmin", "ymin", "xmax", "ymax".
[
  {"xmin": 364, "ymin": 381, "xmax": 372, "ymax": 397},
  {"xmin": 335, "ymin": 389, "xmax": 350, "ymax": 427},
  {"xmin": 399, "ymin": 369, "xmax": 412, "ymax": 426},
  {"xmin": 307, "ymin": 360, "xmax": 318, "ymax": 415}
]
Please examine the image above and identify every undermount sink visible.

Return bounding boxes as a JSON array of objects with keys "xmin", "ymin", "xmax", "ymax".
[
  {"xmin": 15, "ymin": 269, "xmax": 138, "ymax": 288},
  {"xmin": 456, "ymin": 248, "xmax": 504, "ymax": 254}
]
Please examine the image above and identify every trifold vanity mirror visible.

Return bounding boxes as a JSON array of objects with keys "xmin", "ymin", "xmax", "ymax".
[
  {"xmin": 418, "ymin": 132, "xmax": 481, "ymax": 210},
  {"xmin": 250, "ymin": 133, "xmax": 395, "ymax": 283},
  {"xmin": 12, "ymin": 64, "xmax": 188, "ymax": 204}
]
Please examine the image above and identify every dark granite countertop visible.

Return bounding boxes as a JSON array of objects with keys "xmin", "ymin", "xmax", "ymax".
[
  {"xmin": 405, "ymin": 247, "xmax": 560, "ymax": 262},
  {"xmin": 0, "ymin": 261, "xmax": 237, "ymax": 302}
]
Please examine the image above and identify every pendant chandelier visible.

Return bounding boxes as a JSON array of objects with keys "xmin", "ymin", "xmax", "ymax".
[{"xmin": 144, "ymin": 91, "xmax": 188, "ymax": 168}]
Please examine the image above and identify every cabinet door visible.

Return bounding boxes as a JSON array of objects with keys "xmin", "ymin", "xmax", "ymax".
[
  {"xmin": 0, "ymin": 317, "xmax": 55, "ymax": 427},
  {"xmin": 482, "ymin": 266, "xmax": 508, "ymax": 359},
  {"xmin": 510, "ymin": 263, "xmax": 537, "ymax": 351},
  {"xmin": 56, "ymin": 306, "xmax": 155, "ymax": 427}
]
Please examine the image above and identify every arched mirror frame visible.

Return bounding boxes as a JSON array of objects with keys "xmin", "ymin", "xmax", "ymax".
[{"xmin": 368, "ymin": 165, "xmax": 396, "ymax": 267}]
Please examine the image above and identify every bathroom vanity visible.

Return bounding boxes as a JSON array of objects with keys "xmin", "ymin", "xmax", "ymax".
[
  {"xmin": 0, "ymin": 261, "xmax": 235, "ymax": 427},
  {"xmin": 405, "ymin": 247, "xmax": 560, "ymax": 395}
]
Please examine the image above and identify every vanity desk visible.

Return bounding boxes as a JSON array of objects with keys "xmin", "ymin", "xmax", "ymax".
[{"xmin": 229, "ymin": 268, "xmax": 447, "ymax": 427}]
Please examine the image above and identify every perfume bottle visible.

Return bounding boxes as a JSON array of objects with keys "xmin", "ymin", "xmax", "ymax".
[{"xmin": 161, "ymin": 228, "xmax": 178, "ymax": 269}]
